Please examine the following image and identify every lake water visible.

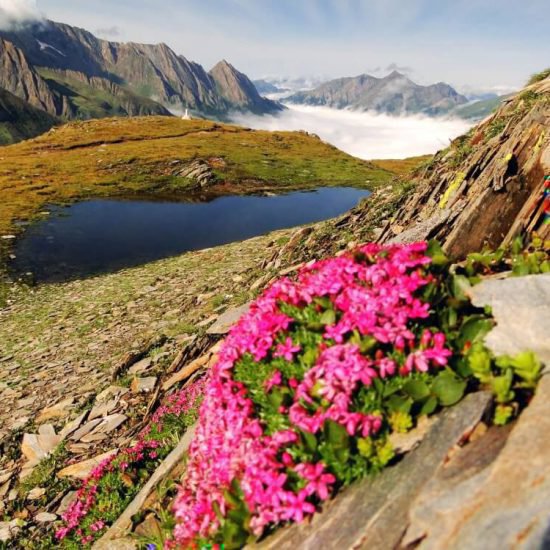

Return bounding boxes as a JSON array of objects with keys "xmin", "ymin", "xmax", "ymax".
[{"xmin": 11, "ymin": 187, "xmax": 370, "ymax": 283}]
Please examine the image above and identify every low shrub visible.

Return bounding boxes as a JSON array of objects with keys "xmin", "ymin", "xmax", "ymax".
[{"xmin": 168, "ymin": 238, "xmax": 545, "ymax": 548}]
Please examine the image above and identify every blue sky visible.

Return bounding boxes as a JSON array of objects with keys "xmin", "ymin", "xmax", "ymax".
[{"xmin": 20, "ymin": 0, "xmax": 550, "ymax": 92}]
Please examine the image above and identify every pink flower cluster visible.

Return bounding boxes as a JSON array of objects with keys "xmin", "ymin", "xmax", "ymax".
[
  {"xmin": 56, "ymin": 377, "xmax": 206, "ymax": 544},
  {"xmin": 172, "ymin": 242, "xmax": 453, "ymax": 547}
]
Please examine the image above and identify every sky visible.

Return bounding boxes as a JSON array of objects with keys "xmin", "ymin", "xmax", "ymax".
[{"xmin": 3, "ymin": 0, "xmax": 549, "ymax": 94}]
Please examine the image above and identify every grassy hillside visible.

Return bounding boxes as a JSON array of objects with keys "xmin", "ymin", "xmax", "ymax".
[
  {"xmin": 452, "ymin": 95, "xmax": 510, "ymax": 121},
  {"xmin": 0, "ymin": 88, "xmax": 58, "ymax": 145},
  {"xmin": 0, "ymin": 116, "xmax": 394, "ymax": 245},
  {"xmin": 37, "ymin": 68, "xmax": 171, "ymax": 119}
]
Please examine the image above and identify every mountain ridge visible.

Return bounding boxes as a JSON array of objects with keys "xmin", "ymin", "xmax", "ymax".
[
  {"xmin": 286, "ymin": 70, "xmax": 468, "ymax": 115},
  {"xmin": 0, "ymin": 19, "xmax": 282, "ymax": 144}
]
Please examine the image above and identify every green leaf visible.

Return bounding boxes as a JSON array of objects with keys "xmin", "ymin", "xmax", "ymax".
[
  {"xmin": 300, "ymin": 430, "xmax": 318, "ymax": 453},
  {"xmin": 427, "ymin": 239, "xmax": 450, "ymax": 267},
  {"xmin": 494, "ymin": 404, "xmax": 514, "ymax": 426},
  {"xmin": 386, "ymin": 395, "xmax": 413, "ymax": 414},
  {"xmin": 491, "ymin": 369, "xmax": 514, "ymax": 403},
  {"xmin": 458, "ymin": 316, "xmax": 494, "ymax": 349},
  {"xmin": 420, "ymin": 395, "xmax": 438, "ymax": 416},
  {"xmin": 467, "ymin": 343, "xmax": 492, "ymax": 383},
  {"xmin": 320, "ymin": 309, "xmax": 336, "ymax": 326},
  {"xmin": 221, "ymin": 518, "xmax": 249, "ymax": 550},
  {"xmin": 267, "ymin": 388, "xmax": 284, "ymax": 409},
  {"xmin": 325, "ymin": 420, "xmax": 350, "ymax": 451},
  {"xmin": 451, "ymin": 274, "xmax": 472, "ymax": 301},
  {"xmin": 432, "ymin": 370, "xmax": 467, "ymax": 407},
  {"xmin": 496, "ymin": 351, "xmax": 541, "ymax": 387},
  {"xmin": 403, "ymin": 379, "xmax": 430, "ymax": 401}
]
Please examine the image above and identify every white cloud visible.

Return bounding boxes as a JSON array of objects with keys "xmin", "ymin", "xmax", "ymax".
[
  {"xmin": 230, "ymin": 104, "xmax": 472, "ymax": 160},
  {"xmin": 0, "ymin": 0, "xmax": 41, "ymax": 29}
]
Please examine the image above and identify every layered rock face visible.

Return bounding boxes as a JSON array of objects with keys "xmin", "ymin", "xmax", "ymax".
[
  {"xmin": 0, "ymin": 38, "xmax": 61, "ymax": 116},
  {"xmin": 210, "ymin": 60, "xmax": 284, "ymax": 115},
  {"xmin": 378, "ymin": 76, "xmax": 550, "ymax": 254},
  {"xmin": 0, "ymin": 20, "xmax": 282, "ymax": 118}
]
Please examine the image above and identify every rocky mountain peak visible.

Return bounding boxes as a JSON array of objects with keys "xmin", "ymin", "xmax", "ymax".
[{"xmin": 209, "ymin": 59, "xmax": 283, "ymax": 114}]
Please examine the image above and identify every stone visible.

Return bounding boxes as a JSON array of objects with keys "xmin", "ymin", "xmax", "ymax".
[
  {"xmin": 27, "ymin": 487, "xmax": 46, "ymax": 501},
  {"xmin": 59, "ymin": 411, "xmax": 88, "ymax": 439},
  {"xmin": 88, "ymin": 400, "xmax": 117, "ymax": 421},
  {"xmin": 389, "ymin": 415, "xmax": 436, "ymax": 455},
  {"xmin": 0, "ymin": 520, "xmax": 23, "ymax": 543},
  {"xmin": 9, "ymin": 416, "xmax": 30, "ymax": 431},
  {"xmin": 405, "ymin": 374, "xmax": 550, "ymax": 550},
  {"xmin": 69, "ymin": 418, "xmax": 102, "ymax": 441},
  {"xmin": 95, "ymin": 386, "xmax": 128, "ymax": 404},
  {"xmin": 388, "ymin": 209, "xmax": 452, "ymax": 245},
  {"xmin": 403, "ymin": 423, "xmax": 512, "ymax": 547},
  {"xmin": 36, "ymin": 398, "xmax": 74, "ymax": 423},
  {"xmin": 127, "ymin": 357, "xmax": 153, "ymax": 376},
  {"xmin": 37, "ymin": 424, "xmax": 62, "ymax": 452},
  {"xmin": 35, "ymin": 512, "xmax": 57, "ymax": 523},
  {"xmin": 253, "ymin": 392, "xmax": 492, "ymax": 550},
  {"xmin": 96, "ymin": 413, "xmax": 127, "ymax": 434},
  {"xmin": 57, "ymin": 450, "xmax": 117, "ymax": 479},
  {"xmin": 56, "ymin": 491, "xmax": 77, "ymax": 515},
  {"xmin": 130, "ymin": 377, "xmax": 157, "ymax": 394},
  {"xmin": 93, "ymin": 538, "xmax": 138, "ymax": 550},
  {"xmin": 21, "ymin": 434, "xmax": 46, "ymax": 463},
  {"xmin": 469, "ymin": 273, "xmax": 550, "ymax": 365},
  {"xmin": 162, "ymin": 353, "xmax": 212, "ymax": 391},
  {"xmin": 134, "ymin": 513, "xmax": 162, "ymax": 538},
  {"xmin": 196, "ymin": 315, "xmax": 218, "ymax": 328},
  {"xmin": 207, "ymin": 303, "xmax": 250, "ymax": 335}
]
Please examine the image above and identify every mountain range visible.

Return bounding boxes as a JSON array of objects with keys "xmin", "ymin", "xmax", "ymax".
[
  {"xmin": 285, "ymin": 70, "xmax": 469, "ymax": 116},
  {"xmin": 0, "ymin": 19, "xmax": 282, "ymax": 144}
]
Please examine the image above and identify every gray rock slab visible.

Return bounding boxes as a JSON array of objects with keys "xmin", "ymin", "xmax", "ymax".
[
  {"xmin": 469, "ymin": 273, "xmax": 550, "ymax": 365},
  {"xmin": 252, "ymin": 392, "xmax": 492, "ymax": 550},
  {"xmin": 388, "ymin": 209, "xmax": 451, "ymax": 245},
  {"xmin": 206, "ymin": 303, "xmax": 251, "ymax": 335},
  {"xmin": 413, "ymin": 374, "xmax": 550, "ymax": 550}
]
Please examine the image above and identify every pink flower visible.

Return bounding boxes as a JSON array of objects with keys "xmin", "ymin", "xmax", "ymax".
[{"xmin": 274, "ymin": 338, "xmax": 301, "ymax": 361}]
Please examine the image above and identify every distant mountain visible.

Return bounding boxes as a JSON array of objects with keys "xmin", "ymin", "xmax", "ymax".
[
  {"xmin": 0, "ymin": 87, "xmax": 57, "ymax": 145},
  {"xmin": 286, "ymin": 71, "xmax": 468, "ymax": 116},
  {"xmin": 0, "ymin": 19, "xmax": 282, "ymax": 136},
  {"xmin": 210, "ymin": 61, "xmax": 283, "ymax": 115},
  {"xmin": 451, "ymin": 95, "xmax": 511, "ymax": 121},
  {"xmin": 253, "ymin": 79, "xmax": 288, "ymax": 95}
]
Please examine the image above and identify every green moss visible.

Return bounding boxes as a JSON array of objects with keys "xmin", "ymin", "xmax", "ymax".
[{"xmin": 527, "ymin": 68, "xmax": 550, "ymax": 86}]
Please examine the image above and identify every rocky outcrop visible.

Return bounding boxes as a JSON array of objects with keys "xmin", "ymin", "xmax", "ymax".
[
  {"xmin": 0, "ymin": 38, "xmax": 61, "ymax": 116},
  {"xmin": 287, "ymin": 71, "xmax": 468, "ymax": 116},
  {"xmin": 210, "ymin": 60, "xmax": 283, "ymax": 115},
  {"xmin": 377, "ymin": 76, "xmax": 550, "ymax": 256}
]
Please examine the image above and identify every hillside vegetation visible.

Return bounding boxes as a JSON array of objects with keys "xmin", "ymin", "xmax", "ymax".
[
  {"xmin": 0, "ymin": 88, "xmax": 58, "ymax": 145},
  {"xmin": 0, "ymin": 116, "xmax": 393, "ymax": 244}
]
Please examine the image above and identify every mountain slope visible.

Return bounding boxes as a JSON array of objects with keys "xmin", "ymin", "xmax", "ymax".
[
  {"xmin": 277, "ymin": 75, "xmax": 549, "ymax": 267},
  {"xmin": 37, "ymin": 68, "xmax": 172, "ymax": 119},
  {"xmin": 210, "ymin": 60, "xmax": 283, "ymax": 114},
  {"xmin": 0, "ymin": 20, "xmax": 282, "ymax": 117},
  {"xmin": 0, "ymin": 37, "xmax": 64, "ymax": 116},
  {"xmin": 0, "ymin": 87, "xmax": 57, "ymax": 144},
  {"xmin": 287, "ymin": 71, "xmax": 468, "ymax": 115}
]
